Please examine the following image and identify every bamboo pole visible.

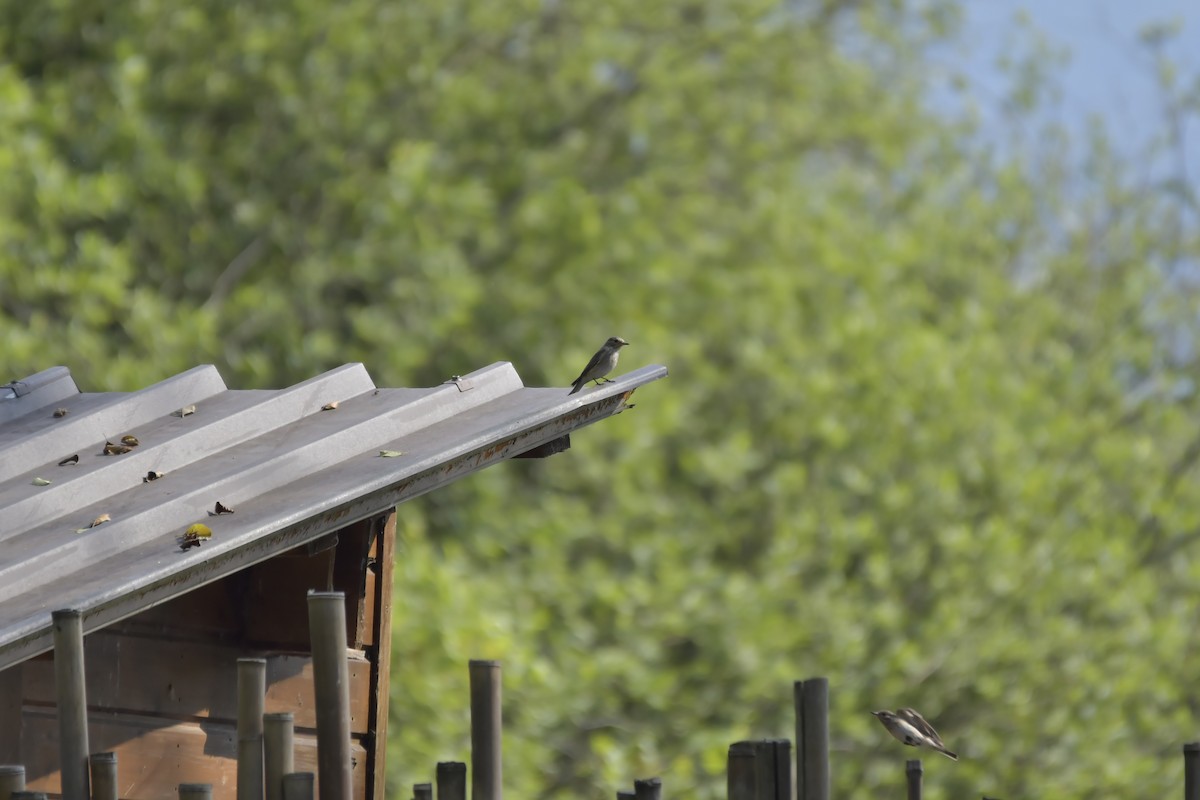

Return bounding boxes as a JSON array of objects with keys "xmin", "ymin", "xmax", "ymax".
[
  {"xmin": 634, "ymin": 777, "xmax": 662, "ymax": 800},
  {"xmin": 264, "ymin": 712, "xmax": 295, "ymax": 800},
  {"xmin": 89, "ymin": 752, "xmax": 117, "ymax": 800},
  {"xmin": 178, "ymin": 785, "xmax": 213, "ymax": 799},
  {"xmin": 413, "ymin": 782, "xmax": 433, "ymax": 800},
  {"xmin": 436, "ymin": 761, "xmax": 466, "ymax": 800},
  {"xmin": 469, "ymin": 660, "xmax": 502, "ymax": 800},
  {"xmin": 281, "ymin": 772, "xmax": 314, "ymax": 800},
  {"xmin": 238, "ymin": 658, "xmax": 267, "ymax": 800},
  {"xmin": 0, "ymin": 765, "xmax": 25, "ymax": 800},
  {"xmin": 52, "ymin": 609, "xmax": 89, "ymax": 800},
  {"xmin": 905, "ymin": 759, "xmax": 922, "ymax": 800},
  {"xmin": 794, "ymin": 678, "xmax": 829, "ymax": 800},
  {"xmin": 308, "ymin": 592, "xmax": 352, "ymax": 800},
  {"xmin": 1186, "ymin": 743, "xmax": 1200, "ymax": 800},
  {"xmin": 727, "ymin": 741, "xmax": 756, "ymax": 800}
]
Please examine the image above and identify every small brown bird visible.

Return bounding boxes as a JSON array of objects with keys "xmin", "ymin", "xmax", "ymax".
[
  {"xmin": 568, "ymin": 336, "xmax": 630, "ymax": 394},
  {"xmin": 871, "ymin": 707, "xmax": 958, "ymax": 760}
]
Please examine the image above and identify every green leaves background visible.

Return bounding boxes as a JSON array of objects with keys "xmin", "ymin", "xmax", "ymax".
[{"xmin": 3, "ymin": 0, "xmax": 1200, "ymax": 796}]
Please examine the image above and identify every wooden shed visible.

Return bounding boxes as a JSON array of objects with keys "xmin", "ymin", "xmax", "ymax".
[{"xmin": 0, "ymin": 359, "xmax": 666, "ymax": 798}]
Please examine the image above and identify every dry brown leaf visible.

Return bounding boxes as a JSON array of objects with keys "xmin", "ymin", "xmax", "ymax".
[{"xmin": 321, "ymin": 400, "xmax": 339, "ymax": 411}]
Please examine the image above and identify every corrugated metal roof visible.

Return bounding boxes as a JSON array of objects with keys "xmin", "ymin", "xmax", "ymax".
[{"xmin": 0, "ymin": 360, "xmax": 667, "ymax": 670}]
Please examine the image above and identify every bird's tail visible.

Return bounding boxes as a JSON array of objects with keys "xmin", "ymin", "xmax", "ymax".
[
  {"xmin": 568, "ymin": 380, "xmax": 583, "ymax": 395},
  {"xmin": 934, "ymin": 746, "xmax": 958, "ymax": 761}
]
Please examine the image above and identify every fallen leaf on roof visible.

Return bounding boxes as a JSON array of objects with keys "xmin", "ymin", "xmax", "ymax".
[
  {"xmin": 121, "ymin": 435, "xmax": 140, "ymax": 447},
  {"xmin": 58, "ymin": 455, "xmax": 79, "ymax": 466},
  {"xmin": 143, "ymin": 470, "xmax": 164, "ymax": 482},
  {"xmin": 75, "ymin": 513, "xmax": 111, "ymax": 533},
  {"xmin": 53, "ymin": 408, "xmax": 69, "ymax": 418},
  {"xmin": 31, "ymin": 477, "xmax": 51, "ymax": 486},
  {"xmin": 176, "ymin": 405, "xmax": 196, "ymax": 417},
  {"xmin": 103, "ymin": 442, "xmax": 133, "ymax": 455},
  {"xmin": 378, "ymin": 450, "xmax": 404, "ymax": 458},
  {"xmin": 209, "ymin": 501, "xmax": 234, "ymax": 515},
  {"xmin": 321, "ymin": 401, "xmax": 339, "ymax": 411}
]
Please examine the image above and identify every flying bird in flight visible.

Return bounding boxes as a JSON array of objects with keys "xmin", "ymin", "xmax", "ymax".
[{"xmin": 871, "ymin": 707, "xmax": 958, "ymax": 761}]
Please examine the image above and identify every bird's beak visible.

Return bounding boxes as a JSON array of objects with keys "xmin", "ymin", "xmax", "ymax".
[{"xmin": 870, "ymin": 711, "xmax": 884, "ymax": 717}]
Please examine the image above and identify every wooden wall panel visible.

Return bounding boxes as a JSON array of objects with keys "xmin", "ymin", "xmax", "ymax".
[
  {"xmin": 21, "ymin": 708, "xmax": 367, "ymax": 799},
  {"xmin": 21, "ymin": 633, "xmax": 371, "ymax": 733}
]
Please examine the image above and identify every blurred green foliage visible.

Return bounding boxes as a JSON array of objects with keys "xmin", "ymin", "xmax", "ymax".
[{"xmin": 3, "ymin": 0, "xmax": 1200, "ymax": 797}]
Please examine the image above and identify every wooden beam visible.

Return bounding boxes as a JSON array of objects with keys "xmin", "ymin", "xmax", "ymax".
[{"xmin": 366, "ymin": 512, "xmax": 396, "ymax": 800}]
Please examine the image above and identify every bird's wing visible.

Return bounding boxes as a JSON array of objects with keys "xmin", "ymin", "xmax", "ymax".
[
  {"xmin": 572, "ymin": 348, "xmax": 606, "ymax": 383},
  {"xmin": 897, "ymin": 708, "xmax": 946, "ymax": 748}
]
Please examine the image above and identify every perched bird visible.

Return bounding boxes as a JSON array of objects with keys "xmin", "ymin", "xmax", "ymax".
[
  {"xmin": 568, "ymin": 336, "xmax": 630, "ymax": 395},
  {"xmin": 871, "ymin": 707, "xmax": 958, "ymax": 761}
]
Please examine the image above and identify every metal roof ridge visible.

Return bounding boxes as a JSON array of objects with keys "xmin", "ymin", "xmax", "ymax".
[{"xmin": 0, "ymin": 365, "xmax": 228, "ymax": 483}]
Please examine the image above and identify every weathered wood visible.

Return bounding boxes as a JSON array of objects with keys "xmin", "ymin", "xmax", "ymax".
[
  {"xmin": 21, "ymin": 708, "xmax": 368, "ymax": 797},
  {"xmin": 264, "ymin": 713, "xmax": 295, "ymax": 800},
  {"xmin": 22, "ymin": 636, "xmax": 373, "ymax": 732},
  {"xmin": 469, "ymin": 660, "xmax": 502, "ymax": 800},
  {"xmin": 727, "ymin": 741, "xmax": 756, "ymax": 800},
  {"xmin": 1187, "ymin": 743, "xmax": 1200, "ymax": 800},
  {"xmin": 88, "ymin": 752, "xmax": 117, "ymax": 800},
  {"xmin": 905, "ymin": 759, "xmax": 922, "ymax": 800},
  {"xmin": 435, "ymin": 762, "xmax": 466, "ymax": 800},
  {"xmin": 794, "ymin": 678, "xmax": 829, "ymax": 800},
  {"xmin": 634, "ymin": 777, "xmax": 662, "ymax": 800},
  {"xmin": 178, "ymin": 784, "xmax": 212, "ymax": 799},
  {"xmin": 281, "ymin": 772, "xmax": 314, "ymax": 800},
  {"xmin": 754, "ymin": 741, "xmax": 776, "ymax": 800},
  {"xmin": 331, "ymin": 520, "xmax": 374, "ymax": 648},
  {"xmin": 238, "ymin": 658, "xmax": 267, "ymax": 800},
  {"xmin": 365, "ymin": 512, "xmax": 396, "ymax": 800},
  {"xmin": 308, "ymin": 592, "xmax": 353, "ymax": 800},
  {"xmin": 413, "ymin": 782, "xmax": 433, "ymax": 800},
  {"xmin": 772, "ymin": 739, "xmax": 793, "ymax": 800},
  {"xmin": 0, "ymin": 765, "xmax": 26, "ymax": 799},
  {"xmin": 0, "ymin": 668, "xmax": 21, "ymax": 764},
  {"xmin": 51, "ymin": 609, "xmax": 89, "ymax": 800}
]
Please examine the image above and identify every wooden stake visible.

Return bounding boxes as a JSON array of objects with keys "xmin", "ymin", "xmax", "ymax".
[
  {"xmin": 52, "ymin": 609, "xmax": 89, "ymax": 800},
  {"xmin": 435, "ymin": 761, "xmax": 466, "ymax": 800},
  {"xmin": 794, "ymin": 678, "xmax": 829, "ymax": 800},
  {"xmin": 1185, "ymin": 743, "xmax": 1200, "ymax": 800},
  {"xmin": 308, "ymin": 592, "xmax": 352, "ymax": 800},
  {"xmin": 905, "ymin": 759, "xmax": 922, "ymax": 800},
  {"xmin": 237, "ymin": 658, "xmax": 267, "ymax": 800},
  {"xmin": 264, "ymin": 712, "xmax": 295, "ymax": 800},
  {"xmin": 89, "ymin": 752, "xmax": 117, "ymax": 800},
  {"xmin": 469, "ymin": 660, "xmax": 502, "ymax": 800},
  {"xmin": 634, "ymin": 777, "xmax": 662, "ymax": 800},
  {"xmin": 0, "ymin": 765, "xmax": 26, "ymax": 800},
  {"xmin": 727, "ymin": 741, "xmax": 756, "ymax": 800},
  {"xmin": 281, "ymin": 772, "xmax": 314, "ymax": 800}
]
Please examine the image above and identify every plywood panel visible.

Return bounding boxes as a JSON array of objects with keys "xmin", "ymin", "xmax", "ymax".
[
  {"xmin": 22, "ymin": 633, "xmax": 371, "ymax": 732},
  {"xmin": 21, "ymin": 708, "xmax": 367, "ymax": 799}
]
